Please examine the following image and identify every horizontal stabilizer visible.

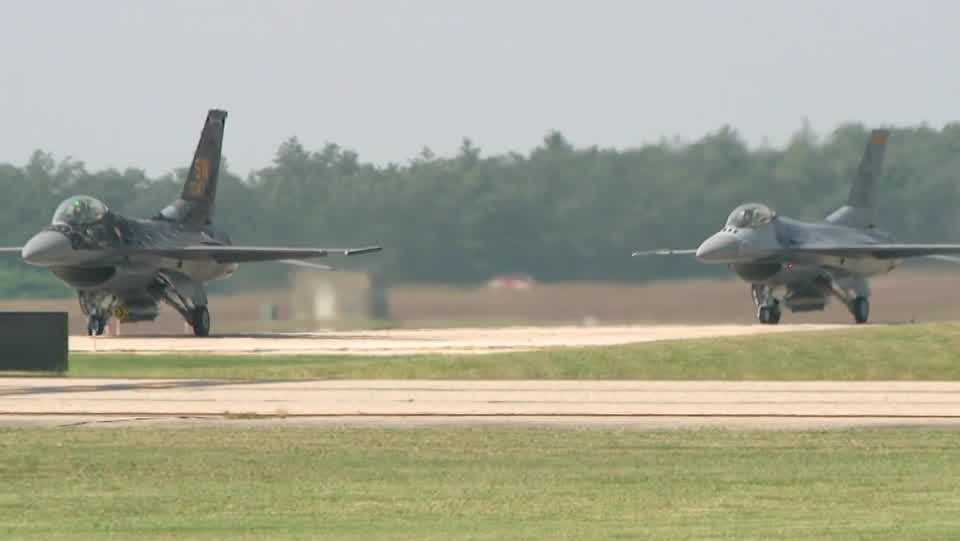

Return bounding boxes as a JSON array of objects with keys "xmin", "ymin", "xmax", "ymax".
[
  {"xmin": 924, "ymin": 254, "xmax": 960, "ymax": 264},
  {"xmin": 277, "ymin": 259, "xmax": 335, "ymax": 271}
]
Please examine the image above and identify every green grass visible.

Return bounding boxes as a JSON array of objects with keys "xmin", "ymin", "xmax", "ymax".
[
  {"xmin": 0, "ymin": 427, "xmax": 958, "ymax": 540},
  {"xmin": 64, "ymin": 323, "xmax": 960, "ymax": 380}
]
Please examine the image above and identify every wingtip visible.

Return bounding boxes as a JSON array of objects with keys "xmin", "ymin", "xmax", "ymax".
[
  {"xmin": 345, "ymin": 246, "xmax": 383, "ymax": 256},
  {"xmin": 631, "ymin": 248, "xmax": 697, "ymax": 257}
]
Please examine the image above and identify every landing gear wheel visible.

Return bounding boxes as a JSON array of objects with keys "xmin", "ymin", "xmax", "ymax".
[
  {"xmin": 87, "ymin": 315, "xmax": 106, "ymax": 336},
  {"xmin": 190, "ymin": 306, "xmax": 211, "ymax": 337},
  {"xmin": 757, "ymin": 304, "xmax": 781, "ymax": 325},
  {"xmin": 851, "ymin": 296, "xmax": 869, "ymax": 324}
]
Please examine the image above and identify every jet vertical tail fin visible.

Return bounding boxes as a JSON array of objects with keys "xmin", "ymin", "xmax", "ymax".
[
  {"xmin": 157, "ymin": 109, "xmax": 227, "ymax": 225},
  {"xmin": 825, "ymin": 129, "xmax": 889, "ymax": 228}
]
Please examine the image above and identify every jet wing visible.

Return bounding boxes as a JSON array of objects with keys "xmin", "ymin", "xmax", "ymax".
[
  {"xmin": 631, "ymin": 249, "xmax": 697, "ymax": 256},
  {"xmin": 0, "ymin": 247, "xmax": 22, "ymax": 253},
  {"xmin": 790, "ymin": 244, "xmax": 960, "ymax": 260},
  {"xmin": 120, "ymin": 245, "xmax": 381, "ymax": 263}
]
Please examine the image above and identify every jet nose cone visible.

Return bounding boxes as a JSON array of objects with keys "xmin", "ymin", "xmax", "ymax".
[
  {"xmin": 22, "ymin": 231, "xmax": 72, "ymax": 266},
  {"xmin": 695, "ymin": 232, "xmax": 742, "ymax": 263}
]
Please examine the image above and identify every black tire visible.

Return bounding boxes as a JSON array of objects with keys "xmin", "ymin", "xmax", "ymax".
[
  {"xmin": 851, "ymin": 297, "xmax": 869, "ymax": 324},
  {"xmin": 191, "ymin": 306, "xmax": 211, "ymax": 337},
  {"xmin": 87, "ymin": 315, "xmax": 105, "ymax": 336},
  {"xmin": 758, "ymin": 305, "xmax": 780, "ymax": 325}
]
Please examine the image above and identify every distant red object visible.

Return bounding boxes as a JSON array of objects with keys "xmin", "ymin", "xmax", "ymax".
[{"xmin": 487, "ymin": 274, "xmax": 535, "ymax": 290}]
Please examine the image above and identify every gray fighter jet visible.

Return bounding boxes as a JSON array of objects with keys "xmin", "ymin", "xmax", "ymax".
[
  {"xmin": 634, "ymin": 130, "xmax": 960, "ymax": 324},
  {"xmin": 2, "ymin": 109, "xmax": 381, "ymax": 336}
]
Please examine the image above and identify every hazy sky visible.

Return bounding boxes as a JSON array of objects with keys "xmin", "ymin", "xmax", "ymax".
[{"xmin": 0, "ymin": 0, "xmax": 958, "ymax": 176}]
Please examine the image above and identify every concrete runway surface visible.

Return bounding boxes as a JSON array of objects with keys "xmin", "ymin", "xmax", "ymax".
[
  {"xmin": 70, "ymin": 323, "xmax": 852, "ymax": 355},
  {"xmin": 3, "ymin": 379, "xmax": 960, "ymax": 429}
]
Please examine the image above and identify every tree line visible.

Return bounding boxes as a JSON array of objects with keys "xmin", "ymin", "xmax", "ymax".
[{"xmin": 2, "ymin": 122, "xmax": 960, "ymax": 297}]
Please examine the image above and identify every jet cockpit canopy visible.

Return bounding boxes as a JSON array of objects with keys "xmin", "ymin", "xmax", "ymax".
[
  {"xmin": 725, "ymin": 203, "xmax": 775, "ymax": 229},
  {"xmin": 52, "ymin": 196, "xmax": 109, "ymax": 226}
]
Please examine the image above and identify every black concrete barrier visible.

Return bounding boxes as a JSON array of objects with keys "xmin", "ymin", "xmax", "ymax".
[{"xmin": 0, "ymin": 312, "xmax": 68, "ymax": 372}]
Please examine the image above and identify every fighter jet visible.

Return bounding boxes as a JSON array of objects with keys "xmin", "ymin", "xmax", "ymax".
[
  {"xmin": 633, "ymin": 129, "xmax": 960, "ymax": 324},
  {"xmin": 2, "ymin": 109, "xmax": 381, "ymax": 336}
]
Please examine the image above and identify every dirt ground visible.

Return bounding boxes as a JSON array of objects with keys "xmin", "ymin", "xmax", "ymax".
[
  {"xmin": 4, "ymin": 267, "xmax": 958, "ymax": 335},
  {"xmin": 390, "ymin": 267, "xmax": 960, "ymax": 325}
]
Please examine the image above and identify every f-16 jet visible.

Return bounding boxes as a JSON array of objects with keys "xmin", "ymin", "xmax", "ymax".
[
  {"xmin": 4, "ymin": 109, "xmax": 381, "ymax": 336},
  {"xmin": 634, "ymin": 129, "xmax": 960, "ymax": 324}
]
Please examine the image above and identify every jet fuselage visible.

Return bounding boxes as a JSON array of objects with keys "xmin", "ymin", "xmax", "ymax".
[
  {"xmin": 696, "ymin": 212, "xmax": 899, "ymax": 287},
  {"xmin": 23, "ymin": 207, "xmax": 238, "ymax": 293},
  {"xmin": 8, "ymin": 109, "xmax": 381, "ymax": 336}
]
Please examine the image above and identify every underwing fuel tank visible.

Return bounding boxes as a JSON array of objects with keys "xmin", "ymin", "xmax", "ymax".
[
  {"xmin": 113, "ymin": 299, "xmax": 160, "ymax": 322},
  {"xmin": 783, "ymin": 286, "xmax": 827, "ymax": 313}
]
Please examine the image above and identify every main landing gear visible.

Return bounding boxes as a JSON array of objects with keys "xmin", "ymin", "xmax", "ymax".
[
  {"xmin": 751, "ymin": 284, "xmax": 781, "ymax": 325},
  {"xmin": 751, "ymin": 278, "xmax": 871, "ymax": 325},
  {"xmin": 77, "ymin": 279, "xmax": 212, "ymax": 337},
  {"xmin": 82, "ymin": 298, "xmax": 211, "ymax": 337},
  {"xmin": 850, "ymin": 296, "xmax": 869, "ymax": 324},
  {"xmin": 190, "ymin": 305, "xmax": 211, "ymax": 337},
  {"xmin": 158, "ymin": 275, "xmax": 212, "ymax": 337},
  {"xmin": 814, "ymin": 276, "xmax": 871, "ymax": 324}
]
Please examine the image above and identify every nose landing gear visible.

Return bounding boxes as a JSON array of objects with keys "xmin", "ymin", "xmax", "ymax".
[
  {"xmin": 78, "ymin": 291, "xmax": 111, "ymax": 336},
  {"xmin": 757, "ymin": 302, "xmax": 782, "ymax": 325},
  {"xmin": 86, "ymin": 314, "xmax": 106, "ymax": 336},
  {"xmin": 751, "ymin": 285, "xmax": 781, "ymax": 325}
]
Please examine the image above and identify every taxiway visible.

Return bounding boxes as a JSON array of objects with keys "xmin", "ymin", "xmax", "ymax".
[
  {"xmin": 3, "ymin": 379, "xmax": 959, "ymax": 429},
  {"xmin": 70, "ymin": 323, "xmax": 852, "ymax": 355}
]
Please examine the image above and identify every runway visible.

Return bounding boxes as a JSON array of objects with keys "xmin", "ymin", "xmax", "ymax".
[
  {"xmin": 3, "ymin": 379, "xmax": 960, "ymax": 429},
  {"xmin": 69, "ymin": 323, "xmax": 852, "ymax": 355}
]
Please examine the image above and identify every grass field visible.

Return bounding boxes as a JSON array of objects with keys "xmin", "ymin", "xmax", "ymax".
[
  {"xmin": 0, "ymin": 427, "xmax": 957, "ymax": 540},
  {"xmin": 66, "ymin": 323, "xmax": 960, "ymax": 380}
]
